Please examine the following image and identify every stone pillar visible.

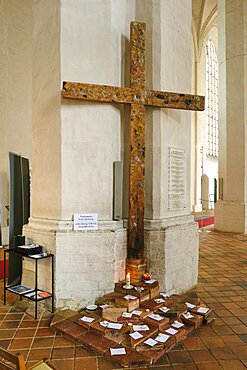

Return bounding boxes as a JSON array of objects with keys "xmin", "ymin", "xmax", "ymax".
[
  {"xmin": 215, "ymin": 0, "xmax": 247, "ymax": 232},
  {"xmin": 201, "ymin": 174, "xmax": 209, "ymax": 210},
  {"xmin": 144, "ymin": 0, "xmax": 199, "ymax": 294},
  {"xmin": 24, "ymin": 0, "xmax": 129, "ymax": 309}
]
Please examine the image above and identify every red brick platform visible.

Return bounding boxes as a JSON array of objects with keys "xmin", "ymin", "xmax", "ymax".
[{"xmin": 50, "ymin": 280, "xmax": 213, "ymax": 367}]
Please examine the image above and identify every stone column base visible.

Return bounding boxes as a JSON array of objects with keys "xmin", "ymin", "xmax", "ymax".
[
  {"xmin": 215, "ymin": 200, "xmax": 247, "ymax": 233},
  {"xmin": 144, "ymin": 215, "xmax": 199, "ymax": 295},
  {"xmin": 23, "ymin": 217, "xmax": 127, "ymax": 310}
]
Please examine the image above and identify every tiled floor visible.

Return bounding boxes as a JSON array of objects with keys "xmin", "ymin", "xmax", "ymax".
[{"xmin": 1, "ymin": 227, "xmax": 247, "ymax": 369}]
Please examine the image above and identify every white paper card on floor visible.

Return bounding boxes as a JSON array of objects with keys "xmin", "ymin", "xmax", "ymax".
[
  {"xmin": 133, "ymin": 324, "xmax": 149, "ymax": 331},
  {"xmin": 148, "ymin": 313, "xmax": 163, "ymax": 321},
  {"xmin": 108, "ymin": 323, "xmax": 123, "ymax": 330},
  {"xmin": 186, "ymin": 302, "xmax": 196, "ymax": 309},
  {"xmin": 172, "ymin": 321, "xmax": 184, "ymax": 329},
  {"xmin": 166, "ymin": 327, "xmax": 178, "ymax": 335},
  {"xmin": 81, "ymin": 316, "xmax": 95, "ymax": 323},
  {"xmin": 155, "ymin": 334, "xmax": 170, "ymax": 343},
  {"xmin": 129, "ymin": 331, "xmax": 143, "ymax": 340},
  {"xmin": 182, "ymin": 313, "xmax": 194, "ymax": 319},
  {"xmin": 144, "ymin": 338, "xmax": 158, "ymax": 347},
  {"xmin": 132, "ymin": 310, "xmax": 142, "ymax": 316},
  {"xmin": 197, "ymin": 307, "xmax": 209, "ymax": 314},
  {"xmin": 110, "ymin": 348, "xmax": 126, "ymax": 356}
]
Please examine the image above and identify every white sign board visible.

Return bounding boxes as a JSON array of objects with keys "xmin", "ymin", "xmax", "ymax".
[
  {"xmin": 74, "ymin": 213, "xmax": 98, "ymax": 231},
  {"xmin": 168, "ymin": 147, "xmax": 186, "ymax": 211}
]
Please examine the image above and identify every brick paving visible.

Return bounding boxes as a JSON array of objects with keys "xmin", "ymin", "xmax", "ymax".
[{"xmin": 0, "ymin": 227, "xmax": 247, "ymax": 369}]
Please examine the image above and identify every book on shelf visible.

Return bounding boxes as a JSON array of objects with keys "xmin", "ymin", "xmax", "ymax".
[
  {"xmin": 24, "ymin": 290, "xmax": 52, "ymax": 299},
  {"xmin": 38, "ymin": 291, "xmax": 52, "ymax": 298},
  {"xmin": 24, "ymin": 290, "xmax": 43, "ymax": 299},
  {"xmin": 7, "ymin": 285, "xmax": 34, "ymax": 295}
]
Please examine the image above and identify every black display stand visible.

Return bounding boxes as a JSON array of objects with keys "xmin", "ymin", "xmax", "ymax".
[{"xmin": 3, "ymin": 249, "xmax": 54, "ymax": 319}]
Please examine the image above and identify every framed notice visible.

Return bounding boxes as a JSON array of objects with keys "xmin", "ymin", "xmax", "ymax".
[
  {"xmin": 74, "ymin": 213, "xmax": 98, "ymax": 231},
  {"xmin": 168, "ymin": 147, "xmax": 186, "ymax": 211}
]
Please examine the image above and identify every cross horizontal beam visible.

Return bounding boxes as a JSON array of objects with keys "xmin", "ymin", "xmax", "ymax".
[{"xmin": 63, "ymin": 82, "xmax": 204, "ymax": 111}]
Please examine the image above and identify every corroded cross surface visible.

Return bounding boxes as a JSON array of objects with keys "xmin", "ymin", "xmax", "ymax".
[{"xmin": 63, "ymin": 22, "xmax": 205, "ymax": 259}]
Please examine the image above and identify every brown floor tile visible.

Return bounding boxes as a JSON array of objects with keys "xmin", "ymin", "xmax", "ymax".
[
  {"xmin": 239, "ymin": 317, "xmax": 247, "ymax": 324},
  {"xmin": 172, "ymin": 365, "xmax": 197, "ymax": 370},
  {"xmin": 32, "ymin": 337, "xmax": 54, "ymax": 348},
  {"xmin": 219, "ymin": 359, "xmax": 246, "ymax": 370},
  {"xmin": 229, "ymin": 308, "xmax": 247, "ymax": 317},
  {"xmin": 230, "ymin": 296, "xmax": 246, "ymax": 302},
  {"xmin": 0, "ymin": 320, "xmax": 20, "ymax": 329},
  {"xmin": 151, "ymin": 354, "xmax": 169, "ymax": 366},
  {"xmin": 222, "ymin": 302, "xmax": 241, "ymax": 310},
  {"xmin": 221, "ymin": 317, "xmax": 243, "ymax": 325},
  {"xmin": 35, "ymin": 327, "xmax": 55, "ymax": 337},
  {"xmin": 74, "ymin": 357, "xmax": 97, "ymax": 370},
  {"xmin": 195, "ymin": 362, "xmax": 222, "ymax": 370},
  {"xmin": 212, "ymin": 325, "xmax": 235, "ymax": 336},
  {"xmin": 14, "ymin": 328, "xmax": 36, "ymax": 338},
  {"xmin": 0, "ymin": 307, "xmax": 9, "ymax": 313},
  {"xmin": 210, "ymin": 346, "xmax": 236, "ymax": 360},
  {"xmin": 54, "ymin": 335, "xmax": 75, "ymax": 347},
  {"xmin": 230, "ymin": 325, "xmax": 247, "ymax": 334},
  {"xmin": 0, "ymin": 339, "xmax": 11, "ymax": 349},
  {"xmin": 214, "ymin": 309, "xmax": 233, "ymax": 317},
  {"xmin": 9, "ymin": 337, "xmax": 33, "ymax": 350},
  {"xmin": 1, "ymin": 229, "xmax": 247, "ymax": 369},
  {"xmin": 75, "ymin": 344, "xmax": 97, "ymax": 357},
  {"xmin": 168, "ymin": 350, "xmax": 193, "ymax": 364},
  {"xmin": 183, "ymin": 336, "xmax": 206, "ymax": 350},
  {"xmin": 210, "ymin": 318, "xmax": 225, "ymax": 326},
  {"xmin": 216, "ymin": 297, "xmax": 232, "ymax": 303},
  {"xmin": 28, "ymin": 348, "xmax": 52, "ymax": 361},
  {"xmin": 201, "ymin": 336, "xmax": 226, "ymax": 348},
  {"xmin": 221, "ymin": 335, "xmax": 246, "ymax": 346},
  {"xmin": 98, "ymin": 356, "xmax": 122, "ymax": 369},
  {"xmin": 19, "ymin": 320, "xmax": 38, "ymax": 329},
  {"xmin": 196, "ymin": 326, "xmax": 215, "ymax": 338},
  {"xmin": 48, "ymin": 359, "xmax": 74, "ymax": 370},
  {"xmin": 0, "ymin": 329, "xmax": 16, "ymax": 338},
  {"xmin": 22, "ymin": 314, "xmax": 37, "ymax": 321},
  {"xmin": 5, "ymin": 313, "xmax": 24, "ymax": 320},
  {"xmin": 39, "ymin": 318, "xmax": 52, "ymax": 327},
  {"xmin": 230, "ymin": 345, "xmax": 247, "ymax": 360},
  {"xmin": 52, "ymin": 346, "xmax": 75, "ymax": 359},
  {"xmin": 238, "ymin": 334, "xmax": 247, "ymax": 344},
  {"xmin": 188, "ymin": 349, "xmax": 215, "ymax": 362}
]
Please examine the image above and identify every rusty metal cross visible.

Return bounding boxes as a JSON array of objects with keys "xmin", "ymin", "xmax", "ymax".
[{"xmin": 62, "ymin": 21, "xmax": 204, "ymax": 259}]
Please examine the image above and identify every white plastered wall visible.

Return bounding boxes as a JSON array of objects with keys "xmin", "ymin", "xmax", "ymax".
[
  {"xmin": 0, "ymin": 0, "xmax": 32, "ymax": 234},
  {"xmin": 144, "ymin": 0, "xmax": 199, "ymax": 294}
]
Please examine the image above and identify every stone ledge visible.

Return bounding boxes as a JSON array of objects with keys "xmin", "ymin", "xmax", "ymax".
[{"xmin": 25, "ymin": 217, "xmax": 125, "ymax": 232}]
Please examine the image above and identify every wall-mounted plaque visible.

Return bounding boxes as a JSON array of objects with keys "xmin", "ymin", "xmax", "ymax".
[
  {"xmin": 168, "ymin": 148, "xmax": 186, "ymax": 211},
  {"xmin": 74, "ymin": 213, "xmax": 98, "ymax": 231}
]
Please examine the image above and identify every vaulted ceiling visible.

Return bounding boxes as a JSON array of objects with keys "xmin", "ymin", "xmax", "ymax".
[{"xmin": 192, "ymin": 0, "xmax": 217, "ymax": 53}]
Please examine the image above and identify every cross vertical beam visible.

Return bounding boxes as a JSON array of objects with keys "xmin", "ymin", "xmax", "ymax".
[
  {"xmin": 62, "ymin": 21, "xmax": 205, "ymax": 264},
  {"xmin": 128, "ymin": 22, "xmax": 146, "ymax": 258}
]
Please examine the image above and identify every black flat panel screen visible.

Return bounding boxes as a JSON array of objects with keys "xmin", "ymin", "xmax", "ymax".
[{"xmin": 8, "ymin": 153, "xmax": 30, "ymax": 285}]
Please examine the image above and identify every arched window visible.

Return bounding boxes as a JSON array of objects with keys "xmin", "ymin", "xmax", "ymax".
[{"xmin": 206, "ymin": 38, "xmax": 218, "ymax": 157}]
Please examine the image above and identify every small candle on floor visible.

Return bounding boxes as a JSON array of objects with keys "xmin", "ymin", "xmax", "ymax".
[{"xmin": 126, "ymin": 272, "xmax": 131, "ymax": 287}]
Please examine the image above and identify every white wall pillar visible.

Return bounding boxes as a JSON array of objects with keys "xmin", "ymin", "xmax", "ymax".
[
  {"xmin": 215, "ymin": 0, "xmax": 247, "ymax": 232},
  {"xmin": 24, "ymin": 0, "xmax": 132, "ymax": 309},
  {"xmin": 144, "ymin": 0, "xmax": 199, "ymax": 294}
]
